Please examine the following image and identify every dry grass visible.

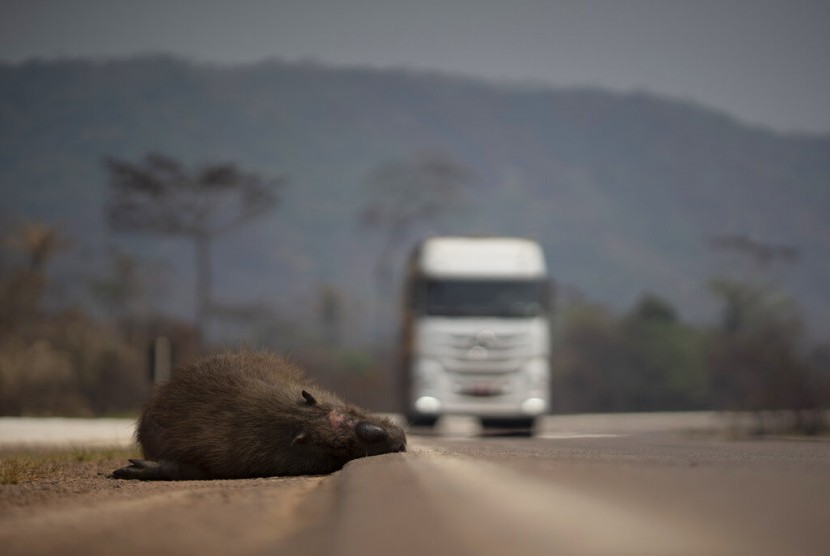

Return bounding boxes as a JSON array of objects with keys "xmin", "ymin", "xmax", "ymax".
[{"xmin": 0, "ymin": 445, "xmax": 139, "ymax": 485}]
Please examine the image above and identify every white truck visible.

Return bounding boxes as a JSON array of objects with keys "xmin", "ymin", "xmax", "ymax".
[{"xmin": 400, "ymin": 236, "xmax": 552, "ymax": 431}]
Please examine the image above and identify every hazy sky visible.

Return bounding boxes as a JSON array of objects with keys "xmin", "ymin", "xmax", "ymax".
[{"xmin": 2, "ymin": 0, "xmax": 829, "ymax": 134}]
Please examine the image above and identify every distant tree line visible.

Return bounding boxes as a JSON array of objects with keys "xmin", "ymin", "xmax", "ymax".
[
  {"xmin": 1, "ymin": 150, "xmax": 828, "ymax": 434},
  {"xmin": 0, "ymin": 223, "xmax": 152, "ymax": 415},
  {"xmin": 553, "ymin": 284, "xmax": 830, "ymax": 434},
  {"xmin": 553, "ymin": 294, "xmax": 707, "ymax": 413}
]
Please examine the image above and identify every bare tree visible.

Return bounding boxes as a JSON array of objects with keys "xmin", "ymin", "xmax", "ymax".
[
  {"xmin": 705, "ymin": 235, "xmax": 825, "ymax": 434},
  {"xmin": 0, "ymin": 222, "xmax": 69, "ymax": 332},
  {"xmin": 360, "ymin": 150, "xmax": 471, "ymax": 339},
  {"xmin": 87, "ymin": 247, "xmax": 142, "ymax": 321},
  {"xmin": 707, "ymin": 234, "xmax": 799, "ymax": 267},
  {"xmin": 6, "ymin": 222, "xmax": 69, "ymax": 273},
  {"xmin": 361, "ymin": 151, "xmax": 471, "ymax": 287},
  {"xmin": 319, "ymin": 285, "xmax": 344, "ymax": 347},
  {"xmin": 104, "ymin": 152, "xmax": 284, "ymax": 337}
]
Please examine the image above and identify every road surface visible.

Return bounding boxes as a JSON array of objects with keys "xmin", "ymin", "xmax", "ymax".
[{"xmin": 2, "ymin": 414, "xmax": 829, "ymax": 555}]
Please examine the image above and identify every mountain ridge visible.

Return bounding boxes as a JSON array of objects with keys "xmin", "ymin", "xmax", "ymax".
[{"xmin": 2, "ymin": 56, "xmax": 828, "ymax": 342}]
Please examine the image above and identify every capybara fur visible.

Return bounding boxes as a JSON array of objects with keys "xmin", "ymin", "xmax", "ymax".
[{"xmin": 112, "ymin": 350, "xmax": 406, "ymax": 480}]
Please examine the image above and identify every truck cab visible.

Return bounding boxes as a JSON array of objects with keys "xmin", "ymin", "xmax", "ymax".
[{"xmin": 400, "ymin": 236, "xmax": 552, "ymax": 431}]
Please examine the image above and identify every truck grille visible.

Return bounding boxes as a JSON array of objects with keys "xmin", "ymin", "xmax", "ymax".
[{"xmin": 437, "ymin": 330, "xmax": 532, "ymax": 373}]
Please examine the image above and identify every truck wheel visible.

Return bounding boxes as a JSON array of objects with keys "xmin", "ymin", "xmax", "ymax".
[
  {"xmin": 480, "ymin": 417, "xmax": 536, "ymax": 436},
  {"xmin": 408, "ymin": 414, "xmax": 439, "ymax": 428}
]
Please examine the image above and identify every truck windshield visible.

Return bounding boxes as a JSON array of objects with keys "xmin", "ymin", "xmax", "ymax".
[{"xmin": 416, "ymin": 279, "xmax": 549, "ymax": 317}]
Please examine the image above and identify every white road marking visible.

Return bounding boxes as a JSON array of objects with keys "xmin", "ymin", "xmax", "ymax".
[{"xmin": 535, "ymin": 432, "xmax": 624, "ymax": 439}]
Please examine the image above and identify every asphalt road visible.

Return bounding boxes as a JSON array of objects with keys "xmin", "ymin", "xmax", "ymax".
[
  {"xmin": 2, "ymin": 414, "xmax": 829, "ymax": 556},
  {"xmin": 283, "ymin": 421, "xmax": 830, "ymax": 556}
]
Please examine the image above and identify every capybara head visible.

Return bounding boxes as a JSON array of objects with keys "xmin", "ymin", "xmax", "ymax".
[{"xmin": 291, "ymin": 389, "xmax": 406, "ymax": 460}]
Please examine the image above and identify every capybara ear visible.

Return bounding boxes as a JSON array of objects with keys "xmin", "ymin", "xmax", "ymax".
[
  {"xmin": 291, "ymin": 431, "xmax": 308, "ymax": 446},
  {"xmin": 301, "ymin": 390, "xmax": 317, "ymax": 406}
]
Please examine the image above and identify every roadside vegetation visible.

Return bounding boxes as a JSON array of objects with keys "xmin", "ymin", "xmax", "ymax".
[
  {"xmin": 1, "ymin": 155, "xmax": 827, "ymax": 435},
  {"xmin": 0, "ymin": 446, "xmax": 139, "ymax": 485},
  {"xmin": 553, "ymin": 236, "xmax": 830, "ymax": 435},
  {"xmin": 553, "ymin": 288, "xmax": 829, "ymax": 434}
]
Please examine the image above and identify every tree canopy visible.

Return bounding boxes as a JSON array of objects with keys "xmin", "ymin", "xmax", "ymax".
[{"xmin": 105, "ymin": 152, "xmax": 282, "ymax": 238}]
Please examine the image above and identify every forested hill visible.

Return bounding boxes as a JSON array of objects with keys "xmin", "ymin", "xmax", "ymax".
[{"xmin": 2, "ymin": 56, "xmax": 829, "ymax": 342}]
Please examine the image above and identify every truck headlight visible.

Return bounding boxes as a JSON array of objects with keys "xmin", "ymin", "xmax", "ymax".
[
  {"xmin": 415, "ymin": 396, "xmax": 442, "ymax": 414},
  {"xmin": 521, "ymin": 397, "xmax": 546, "ymax": 415}
]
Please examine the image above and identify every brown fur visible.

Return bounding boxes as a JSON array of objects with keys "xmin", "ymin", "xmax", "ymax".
[{"xmin": 112, "ymin": 350, "xmax": 406, "ymax": 480}]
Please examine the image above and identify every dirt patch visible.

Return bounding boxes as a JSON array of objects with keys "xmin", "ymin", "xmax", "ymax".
[{"xmin": 0, "ymin": 446, "xmax": 329, "ymax": 556}]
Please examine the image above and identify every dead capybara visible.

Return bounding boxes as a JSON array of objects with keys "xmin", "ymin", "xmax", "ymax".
[{"xmin": 112, "ymin": 350, "xmax": 406, "ymax": 480}]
